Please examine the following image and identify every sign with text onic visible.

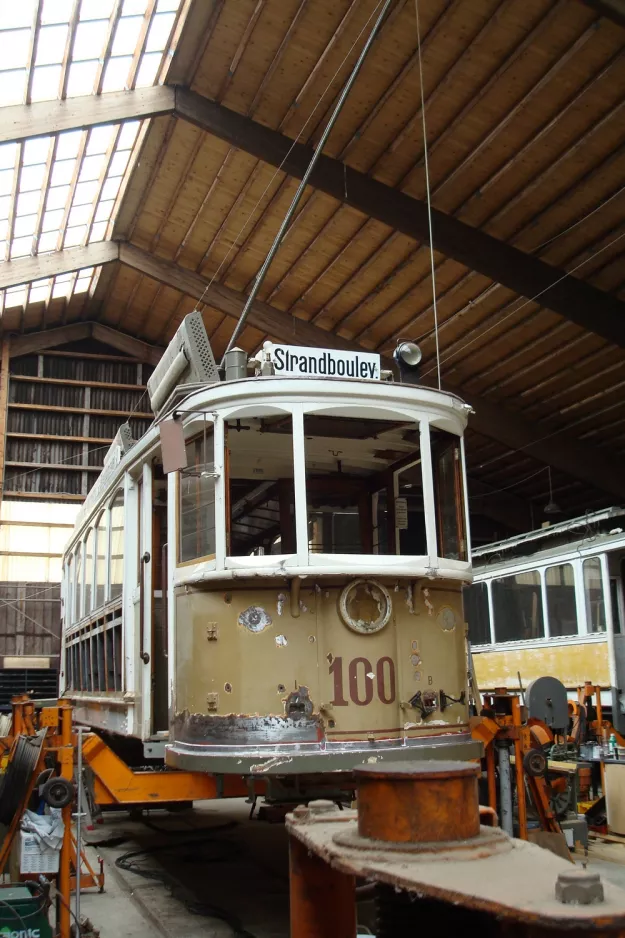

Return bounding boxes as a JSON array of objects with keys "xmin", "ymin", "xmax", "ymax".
[{"xmin": 271, "ymin": 344, "xmax": 381, "ymax": 380}]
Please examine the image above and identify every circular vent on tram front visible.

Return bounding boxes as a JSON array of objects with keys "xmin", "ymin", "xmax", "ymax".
[{"xmin": 338, "ymin": 579, "xmax": 392, "ymax": 635}]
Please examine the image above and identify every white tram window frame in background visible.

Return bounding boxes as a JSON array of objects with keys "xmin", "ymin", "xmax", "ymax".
[
  {"xmin": 465, "ymin": 521, "xmax": 625, "ymax": 727},
  {"xmin": 59, "ymin": 316, "xmax": 479, "ymax": 768}
]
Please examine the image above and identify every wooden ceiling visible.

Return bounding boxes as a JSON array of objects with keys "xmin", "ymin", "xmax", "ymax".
[{"xmin": 4, "ymin": 0, "xmax": 625, "ymax": 537}]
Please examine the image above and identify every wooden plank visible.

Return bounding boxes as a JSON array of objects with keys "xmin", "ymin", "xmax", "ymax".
[
  {"xmin": 8, "ymin": 403, "xmax": 152, "ymax": 418},
  {"xmin": 173, "ymin": 89, "xmax": 625, "ymax": 349},
  {"xmin": 0, "ymin": 86, "xmax": 175, "ymax": 145},
  {"xmin": 0, "ymin": 337, "xmax": 10, "ymax": 508},
  {"xmin": 0, "ymin": 243, "xmax": 119, "ymax": 291},
  {"xmin": 7, "ymin": 433, "xmax": 114, "ymax": 444},
  {"xmin": 91, "ymin": 323, "xmax": 163, "ymax": 366},
  {"xmin": 10, "ymin": 375, "xmax": 147, "ymax": 391},
  {"xmin": 10, "ymin": 323, "xmax": 92, "ymax": 357}
]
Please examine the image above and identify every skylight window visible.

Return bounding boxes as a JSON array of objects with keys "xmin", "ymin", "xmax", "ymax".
[{"xmin": 0, "ymin": 0, "xmax": 185, "ymax": 317}]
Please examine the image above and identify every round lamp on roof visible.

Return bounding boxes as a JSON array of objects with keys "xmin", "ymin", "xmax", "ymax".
[{"xmin": 394, "ymin": 341, "xmax": 422, "ymax": 384}]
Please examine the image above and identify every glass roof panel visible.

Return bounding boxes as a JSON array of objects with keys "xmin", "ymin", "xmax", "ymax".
[
  {"xmin": 81, "ymin": 0, "xmax": 117, "ymax": 20},
  {"xmin": 87, "ymin": 125, "xmax": 117, "ymax": 156},
  {"xmin": 66, "ymin": 61, "xmax": 100, "ymax": 98},
  {"xmin": 0, "ymin": 0, "xmax": 185, "ymax": 315},
  {"xmin": 135, "ymin": 52, "xmax": 162, "ymax": 89},
  {"xmin": 74, "ymin": 20, "xmax": 110, "ymax": 61},
  {"xmin": 0, "ymin": 70, "xmax": 27, "ymax": 106},
  {"xmin": 56, "ymin": 131, "xmax": 84, "ymax": 161},
  {"xmin": 20, "ymin": 164, "xmax": 47, "ymax": 192},
  {"xmin": 23, "ymin": 138, "xmax": 51, "ymax": 166},
  {"xmin": 0, "ymin": 3, "xmax": 35, "ymax": 30},
  {"xmin": 41, "ymin": 0, "xmax": 74, "ymax": 26},
  {"xmin": 31, "ymin": 65, "xmax": 63, "ymax": 102},
  {"xmin": 0, "ymin": 29, "xmax": 31, "ymax": 71},
  {"xmin": 35, "ymin": 24, "xmax": 69, "ymax": 66}
]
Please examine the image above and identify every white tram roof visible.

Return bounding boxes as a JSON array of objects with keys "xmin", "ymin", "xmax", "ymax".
[{"xmin": 472, "ymin": 507, "xmax": 625, "ymax": 576}]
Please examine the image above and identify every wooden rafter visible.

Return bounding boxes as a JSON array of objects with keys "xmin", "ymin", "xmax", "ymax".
[{"xmin": 174, "ymin": 89, "xmax": 625, "ymax": 349}]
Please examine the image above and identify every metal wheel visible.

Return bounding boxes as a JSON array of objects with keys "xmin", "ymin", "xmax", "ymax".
[
  {"xmin": 523, "ymin": 749, "xmax": 547, "ymax": 778},
  {"xmin": 41, "ymin": 776, "xmax": 75, "ymax": 809}
]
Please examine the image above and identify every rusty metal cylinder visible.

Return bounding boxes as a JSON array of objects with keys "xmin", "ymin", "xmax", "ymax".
[{"xmin": 354, "ymin": 760, "xmax": 481, "ymax": 844}]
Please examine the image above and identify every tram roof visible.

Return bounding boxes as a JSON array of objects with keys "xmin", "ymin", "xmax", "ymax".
[{"xmin": 2, "ymin": 0, "xmax": 624, "ymax": 539}]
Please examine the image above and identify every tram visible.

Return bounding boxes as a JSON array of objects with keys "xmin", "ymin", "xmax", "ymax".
[
  {"xmin": 465, "ymin": 508, "xmax": 625, "ymax": 732},
  {"xmin": 60, "ymin": 312, "xmax": 480, "ymax": 776}
]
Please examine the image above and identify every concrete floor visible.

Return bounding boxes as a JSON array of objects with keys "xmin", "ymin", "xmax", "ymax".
[{"xmin": 76, "ymin": 802, "xmax": 625, "ymax": 938}]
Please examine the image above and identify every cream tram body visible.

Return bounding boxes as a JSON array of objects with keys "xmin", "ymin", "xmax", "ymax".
[
  {"xmin": 466, "ymin": 510, "xmax": 625, "ymax": 730},
  {"xmin": 61, "ymin": 372, "xmax": 481, "ymax": 774}
]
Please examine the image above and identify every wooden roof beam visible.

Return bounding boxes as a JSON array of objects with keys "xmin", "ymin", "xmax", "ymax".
[
  {"xmin": 10, "ymin": 320, "xmax": 162, "ymax": 365},
  {"xmin": 578, "ymin": 0, "xmax": 625, "ymax": 27},
  {"xmin": 0, "ymin": 85, "xmax": 174, "ymax": 145},
  {"xmin": 0, "ymin": 242, "xmax": 119, "ymax": 289},
  {"xmin": 117, "ymin": 242, "xmax": 625, "ymax": 502},
  {"xmin": 174, "ymin": 88, "xmax": 625, "ymax": 349}
]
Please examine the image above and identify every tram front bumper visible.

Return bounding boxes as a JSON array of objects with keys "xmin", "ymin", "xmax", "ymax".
[{"xmin": 165, "ymin": 731, "xmax": 482, "ymax": 775}]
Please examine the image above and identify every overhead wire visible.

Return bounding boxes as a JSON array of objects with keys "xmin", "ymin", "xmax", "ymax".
[
  {"xmin": 419, "ymin": 228, "xmax": 625, "ymax": 382},
  {"xmin": 193, "ymin": 0, "xmax": 389, "ymax": 314},
  {"xmin": 415, "ymin": 0, "xmax": 441, "ymax": 390}
]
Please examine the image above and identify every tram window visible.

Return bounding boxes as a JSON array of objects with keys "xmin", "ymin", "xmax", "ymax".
[
  {"xmin": 546, "ymin": 564, "xmax": 578, "ymax": 637},
  {"xmin": 66, "ymin": 556, "xmax": 72, "ymax": 626},
  {"xmin": 611, "ymin": 579, "xmax": 622, "ymax": 634},
  {"xmin": 464, "ymin": 582, "xmax": 490, "ymax": 645},
  {"xmin": 95, "ymin": 512, "xmax": 106, "ymax": 609},
  {"xmin": 432, "ymin": 429, "xmax": 467, "ymax": 561},
  {"xmin": 110, "ymin": 490, "xmax": 124, "ymax": 599},
  {"xmin": 227, "ymin": 416, "xmax": 294, "ymax": 557},
  {"xmin": 84, "ymin": 528, "xmax": 94, "ymax": 614},
  {"xmin": 584, "ymin": 557, "xmax": 606, "ymax": 633},
  {"xmin": 179, "ymin": 432, "xmax": 216, "ymax": 562},
  {"xmin": 74, "ymin": 545, "xmax": 82, "ymax": 622},
  {"xmin": 304, "ymin": 414, "xmax": 423, "ymax": 555},
  {"xmin": 492, "ymin": 571, "xmax": 544, "ymax": 642}
]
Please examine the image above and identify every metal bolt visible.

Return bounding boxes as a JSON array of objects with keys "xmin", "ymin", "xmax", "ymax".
[
  {"xmin": 307, "ymin": 799, "xmax": 336, "ymax": 815},
  {"xmin": 555, "ymin": 870, "xmax": 604, "ymax": 905}
]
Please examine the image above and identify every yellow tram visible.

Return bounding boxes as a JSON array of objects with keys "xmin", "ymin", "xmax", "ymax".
[
  {"xmin": 60, "ymin": 313, "xmax": 480, "ymax": 780},
  {"xmin": 465, "ymin": 509, "xmax": 625, "ymax": 731}
]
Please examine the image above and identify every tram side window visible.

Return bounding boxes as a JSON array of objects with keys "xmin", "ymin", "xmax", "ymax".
[
  {"xmin": 432, "ymin": 429, "xmax": 467, "ymax": 562},
  {"xmin": 84, "ymin": 528, "xmax": 94, "ymax": 613},
  {"xmin": 74, "ymin": 545, "xmax": 82, "ymax": 622},
  {"xmin": 492, "ymin": 571, "xmax": 544, "ymax": 642},
  {"xmin": 95, "ymin": 511, "xmax": 107, "ymax": 608},
  {"xmin": 66, "ymin": 557, "xmax": 72, "ymax": 626},
  {"xmin": 464, "ymin": 582, "xmax": 491, "ymax": 645},
  {"xmin": 110, "ymin": 491, "xmax": 124, "ymax": 599},
  {"xmin": 546, "ymin": 564, "xmax": 578, "ymax": 637},
  {"xmin": 584, "ymin": 557, "xmax": 606, "ymax": 633},
  {"xmin": 227, "ymin": 416, "xmax": 294, "ymax": 557},
  {"xmin": 305, "ymin": 414, "xmax": 426, "ymax": 555},
  {"xmin": 179, "ymin": 432, "xmax": 216, "ymax": 562}
]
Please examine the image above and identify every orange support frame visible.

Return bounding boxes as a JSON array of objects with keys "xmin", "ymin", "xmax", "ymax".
[{"xmin": 81, "ymin": 733, "xmax": 264, "ymax": 805}]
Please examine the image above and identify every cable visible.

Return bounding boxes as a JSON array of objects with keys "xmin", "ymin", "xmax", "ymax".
[
  {"xmin": 468, "ymin": 465, "xmax": 549, "ymax": 499},
  {"xmin": 100, "ymin": 820, "xmax": 259, "ymax": 938},
  {"xmin": 415, "ymin": 0, "xmax": 441, "ymax": 390},
  {"xmin": 194, "ymin": 0, "xmax": 389, "ymax": 312},
  {"xmin": 419, "ymin": 228, "xmax": 625, "ymax": 381}
]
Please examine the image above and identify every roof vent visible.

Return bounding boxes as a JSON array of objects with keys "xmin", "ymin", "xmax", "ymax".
[{"xmin": 147, "ymin": 310, "xmax": 219, "ymax": 414}]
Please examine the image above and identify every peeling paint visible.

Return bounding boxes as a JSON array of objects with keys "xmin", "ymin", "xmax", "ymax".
[
  {"xmin": 405, "ymin": 586, "xmax": 414, "ymax": 614},
  {"xmin": 238, "ymin": 605, "xmax": 272, "ymax": 633},
  {"xmin": 423, "ymin": 588, "xmax": 434, "ymax": 616},
  {"xmin": 275, "ymin": 634, "xmax": 288, "ymax": 647},
  {"xmin": 277, "ymin": 593, "xmax": 286, "ymax": 616}
]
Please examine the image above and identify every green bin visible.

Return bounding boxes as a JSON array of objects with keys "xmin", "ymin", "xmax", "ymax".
[{"xmin": 0, "ymin": 884, "xmax": 52, "ymax": 938}]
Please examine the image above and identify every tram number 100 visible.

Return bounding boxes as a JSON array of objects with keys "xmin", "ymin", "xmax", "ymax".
[{"xmin": 329, "ymin": 656, "xmax": 396, "ymax": 706}]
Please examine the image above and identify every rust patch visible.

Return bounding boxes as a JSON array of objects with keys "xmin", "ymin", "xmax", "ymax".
[
  {"xmin": 173, "ymin": 709, "xmax": 323, "ymax": 745},
  {"xmin": 238, "ymin": 605, "xmax": 272, "ymax": 633},
  {"xmin": 285, "ymin": 685, "xmax": 314, "ymax": 721}
]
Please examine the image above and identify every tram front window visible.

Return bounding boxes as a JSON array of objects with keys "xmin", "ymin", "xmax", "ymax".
[
  {"xmin": 304, "ymin": 414, "xmax": 425, "ymax": 555},
  {"xmin": 432, "ymin": 429, "xmax": 467, "ymax": 561},
  {"xmin": 179, "ymin": 433, "xmax": 216, "ymax": 562},
  {"xmin": 227, "ymin": 415, "xmax": 295, "ymax": 557}
]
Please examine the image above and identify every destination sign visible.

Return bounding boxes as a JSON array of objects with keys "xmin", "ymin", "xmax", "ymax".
[{"xmin": 271, "ymin": 344, "xmax": 381, "ymax": 380}]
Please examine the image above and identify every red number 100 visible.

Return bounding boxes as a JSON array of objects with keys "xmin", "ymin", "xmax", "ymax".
[{"xmin": 329, "ymin": 656, "xmax": 396, "ymax": 706}]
